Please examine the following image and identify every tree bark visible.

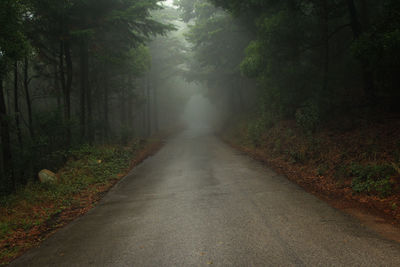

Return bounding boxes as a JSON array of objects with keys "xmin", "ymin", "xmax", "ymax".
[
  {"xmin": 146, "ymin": 76, "xmax": 151, "ymax": 137},
  {"xmin": 54, "ymin": 62, "xmax": 61, "ymax": 110},
  {"xmin": 127, "ymin": 75, "xmax": 135, "ymax": 131},
  {"xmin": 24, "ymin": 57, "xmax": 34, "ymax": 139},
  {"xmin": 86, "ymin": 60, "xmax": 93, "ymax": 144},
  {"xmin": 59, "ymin": 41, "xmax": 70, "ymax": 146},
  {"xmin": 103, "ymin": 72, "xmax": 110, "ymax": 141},
  {"xmin": 0, "ymin": 74, "xmax": 14, "ymax": 192},
  {"xmin": 64, "ymin": 40, "xmax": 73, "ymax": 146},
  {"xmin": 321, "ymin": 0, "xmax": 330, "ymax": 93},
  {"xmin": 79, "ymin": 40, "xmax": 87, "ymax": 142},
  {"xmin": 346, "ymin": 0, "xmax": 375, "ymax": 103},
  {"xmin": 14, "ymin": 62, "xmax": 22, "ymax": 149},
  {"xmin": 153, "ymin": 81, "xmax": 159, "ymax": 133}
]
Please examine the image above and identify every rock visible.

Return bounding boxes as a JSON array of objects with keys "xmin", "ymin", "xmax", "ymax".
[{"xmin": 38, "ymin": 169, "xmax": 59, "ymax": 184}]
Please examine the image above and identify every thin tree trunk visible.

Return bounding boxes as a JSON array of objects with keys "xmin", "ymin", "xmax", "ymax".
[
  {"xmin": 86, "ymin": 60, "xmax": 93, "ymax": 144},
  {"xmin": 59, "ymin": 41, "xmax": 70, "ymax": 146},
  {"xmin": 360, "ymin": 0, "xmax": 370, "ymax": 29},
  {"xmin": 103, "ymin": 72, "xmax": 110, "ymax": 141},
  {"xmin": 142, "ymin": 84, "xmax": 146, "ymax": 138},
  {"xmin": 287, "ymin": 0, "xmax": 300, "ymax": 62},
  {"xmin": 54, "ymin": 62, "xmax": 61, "ymax": 110},
  {"xmin": 237, "ymin": 84, "xmax": 244, "ymax": 112},
  {"xmin": 346, "ymin": 0, "xmax": 375, "ymax": 103},
  {"xmin": 120, "ymin": 87, "xmax": 127, "ymax": 128},
  {"xmin": 79, "ymin": 40, "xmax": 87, "ymax": 142},
  {"xmin": 127, "ymin": 75, "xmax": 134, "ymax": 131},
  {"xmin": 14, "ymin": 62, "xmax": 22, "ymax": 149},
  {"xmin": 0, "ymin": 74, "xmax": 14, "ymax": 192},
  {"xmin": 24, "ymin": 57, "xmax": 34, "ymax": 138},
  {"xmin": 64, "ymin": 40, "xmax": 73, "ymax": 146},
  {"xmin": 153, "ymin": 82, "xmax": 158, "ymax": 133},
  {"xmin": 322, "ymin": 0, "xmax": 330, "ymax": 92},
  {"xmin": 146, "ymin": 76, "xmax": 151, "ymax": 137}
]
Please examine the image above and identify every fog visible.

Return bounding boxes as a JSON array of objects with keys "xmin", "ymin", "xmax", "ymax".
[{"xmin": 181, "ymin": 95, "xmax": 220, "ymax": 134}]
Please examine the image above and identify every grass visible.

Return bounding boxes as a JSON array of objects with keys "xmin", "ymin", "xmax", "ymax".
[{"xmin": 0, "ymin": 138, "xmax": 162, "ymax": 265}]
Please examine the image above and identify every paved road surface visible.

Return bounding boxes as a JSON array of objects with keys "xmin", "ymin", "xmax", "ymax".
[{"xmin": 11, "ymin": 129, "xmax": 400, "ymax": 266}]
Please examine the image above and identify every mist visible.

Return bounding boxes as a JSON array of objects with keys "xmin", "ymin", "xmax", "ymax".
[{"xmin": 181, "ymin": 94, "xmax": 220, "ymax": 134}]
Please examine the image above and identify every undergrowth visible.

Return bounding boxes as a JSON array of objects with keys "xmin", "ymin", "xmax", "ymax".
[
  {"xmin": 0, "ymin": 138, "xmax": 156, "ymax": 264},
  {"xmin": 223, "ymin": 114, "xmax": 400, "ymax": 200},
  {"xmin": 350, "ymin": 164, "xmax": 396, "ymax": 197}
]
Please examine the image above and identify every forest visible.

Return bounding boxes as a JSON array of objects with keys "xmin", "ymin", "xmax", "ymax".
[
  {"xmin": 1, "ymin": 0, "xmax": 400, "ymax": 263},
  {"xmin": 0, "ymin": 0, "xmax": 182, "ymax": 196},
  {"xmin": 174, "ymin": 0, "xmax": 400, "ymax": 208}
]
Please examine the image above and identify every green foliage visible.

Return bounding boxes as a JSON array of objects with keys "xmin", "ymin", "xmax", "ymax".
[
  {"xmin": 246, "ymin": 111, "xmax": 276, "ymax": 147},
  {"xmin": 0, "ymin": 222, "xmax": 10, "ymax": 237},
  {"xmin": 240, "ymin": 41, "xmax": 264, "ymax": 78},
  {"xmin": 295, "ymin": 100, "xmax": 320, "ymax": 134},
  {"xmin": 287, "ymin": 149, "xmax": 306, "ymax": 164},
  {"xmin": 247, "ymin": 118, "xmax": 266, "ymax": 147},
  {"xmin": 0, "ymin": 0, "xmax": 29, "ymax": 72},
  {"xmin": 350, "ymin": 164, "xmax": 396, "ymax": 197},
  {"xmin": 211, "ymin": 0, "xmax": 400, "ymax": 117}
]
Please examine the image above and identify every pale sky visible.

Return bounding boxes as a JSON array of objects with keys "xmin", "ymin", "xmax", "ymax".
[{"xmin": 164, "ymin": 0, "xmax": 175, "ymax": 7}]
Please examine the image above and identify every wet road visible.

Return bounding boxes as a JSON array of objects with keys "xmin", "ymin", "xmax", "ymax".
[{"xmin": 11, "ymin": 130, "xmax": 400, "ymax": 266}]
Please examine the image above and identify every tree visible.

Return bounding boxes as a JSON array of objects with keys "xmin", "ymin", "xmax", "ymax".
[
  {"xmin": 176, "ymin": 0, "xmax": 252, "ymax": 114},
  {"xmin": 0, "ymin": 0, "xmax": 28, "ymax": 193}
]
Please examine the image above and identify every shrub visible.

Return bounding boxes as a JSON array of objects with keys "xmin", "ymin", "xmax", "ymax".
[
  {"xmin": 295, "ymin": 100, "xmax": 320, "ymax": 134},
  {"xmin": 246, "ymin": 111, "xmax": 276, "ymax": 147},
  {"xmin": 247, "ymin": 118, "xmax": 266, "ymax": 147},
  {"xmin": 350, "ymin": 164, "xmax": 396, "ymax": 197}
]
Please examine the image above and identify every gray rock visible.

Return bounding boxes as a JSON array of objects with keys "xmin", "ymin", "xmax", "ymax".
[{"xmin": 38, "ymin": 169, "xmax": 59, "ymax": 184}]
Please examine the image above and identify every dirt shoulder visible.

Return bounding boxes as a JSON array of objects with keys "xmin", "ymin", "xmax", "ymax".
[{"xmin": 221, "ymin": 119, "xmax": 400, "ymax": 241}]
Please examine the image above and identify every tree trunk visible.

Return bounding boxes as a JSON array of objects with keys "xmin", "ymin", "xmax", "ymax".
[
  {"xmin": 79, "ymin": 40, "xmax": 88, "ymax": 142},
  {"xmin": 14, "ymin": 62, "xmax": 22, "ymax": 149},
  {"xmin": 142, "ymin": 84, "xmax": 146, "ymax": 138},
  {"xmin": 64, "ymin": 40, "xmax": 73, "ymax": 146},
  {"xmin": 237, "ymin": 83, "xmax": 244, "ymax": 112},
  {"xmin": 59, "ymin": 41, "xmax": 70, "ymax": 147},
  {"xmin": 153, "ymin": 81, "xmax": 159, "ymax": 133},
  {"xmin": 146, "ymin": 77, "xmax": 151, "ymax": 137},
  {"xmin": 0, "ymin": 74, "xmax": 14, "ymax": 192},
  {"xmin": 360, "ymin": 0, "xmax": 371, "ymax": 29},
  {"xmin": 55, "ymin": 62, "xmax": 61, "ymax": 110},
  {"xmin": 24, "ymin": 57, "xmax": 34, "ymax": 139},
  {"xmin": 346, "ymin": 0, "xmax": 375, "ymax": 103},
  {"xmin": 287, "ymin": 0, "xmax": 300, "ymax": 62},
  {"xmin": 127, "ymin": 75, "xmax": 135, "ymax": 131},
  {"xmin": 86, "ymin": 63, "xmax": 93, "ymax": 144},
  {"xmin": 120, "ymin": 87, "xmax": 127, "ymax": 128},
  {"xmin": 321, "ymin": 0, "xmax": 330, "ymax": 93},
  {"xmin": 103, "ymin": 72, "xmax": 110, "ymax": 141}
]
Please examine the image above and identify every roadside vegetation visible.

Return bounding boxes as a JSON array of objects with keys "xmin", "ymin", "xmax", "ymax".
[{"xmin": 0, "ymin": 138, "xmax": 163, "ymax": 264}]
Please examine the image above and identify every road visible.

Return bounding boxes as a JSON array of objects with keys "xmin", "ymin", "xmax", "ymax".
[{"xmin": 11, "ymin": 129, "xmax": 400, "ymax": 266}]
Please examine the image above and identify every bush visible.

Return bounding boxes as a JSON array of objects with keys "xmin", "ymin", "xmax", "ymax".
[
  {"xmin": 246, "ymin": 111, "xmax": 276, "ymax": 147},
  {"xmin": 295, "ymin": 100, "xmax": 320, "ymax": 134},
  {"xmin": 350, "ymin": 164, "xmax": 396, "ymax": 197}
]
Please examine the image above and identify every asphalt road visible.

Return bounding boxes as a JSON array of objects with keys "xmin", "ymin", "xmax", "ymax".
[{"xmin": 11, "ymin": 129, "xmax": 400, "ymax": 266}]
